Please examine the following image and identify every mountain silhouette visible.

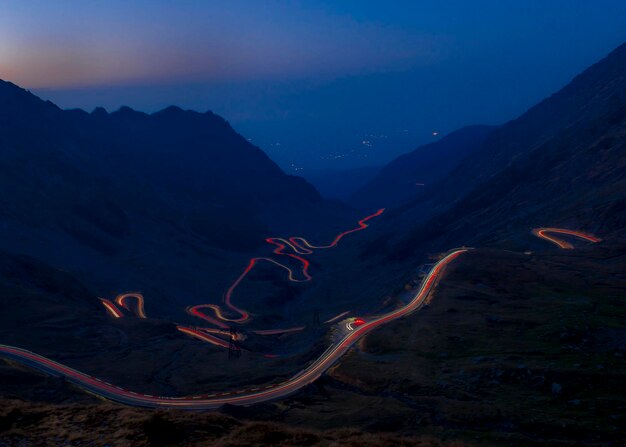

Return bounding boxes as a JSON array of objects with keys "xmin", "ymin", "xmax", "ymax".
[
  {"xmin": 0, "ymin": 80, "xmax": 350, "ymax": 311},
  {"xmin": 364, "ymin": 42, "xmax": 626, "ymax": 259},
  {"xmin": 350, "ymin": 125, "xmax": 493, "ymax": 209}
]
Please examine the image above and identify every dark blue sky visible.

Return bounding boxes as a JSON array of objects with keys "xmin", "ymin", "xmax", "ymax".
[{"xmin": 1, "ymin": 1, "xmax": 625, "ymax": 171}]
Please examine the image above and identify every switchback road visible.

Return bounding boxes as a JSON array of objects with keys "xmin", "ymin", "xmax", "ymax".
[
  {"xmin": 0, "ymin": 249, "xmax": 466, "ymax": 409},
  {"xmin": 532, "ymin": 227, "xmax": 600, "ymax": 249}
]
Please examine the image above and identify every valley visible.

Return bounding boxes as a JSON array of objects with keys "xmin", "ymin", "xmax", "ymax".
[{"xmin": 0, "ymin": 19, "xmax": 625, "ymax": 446}]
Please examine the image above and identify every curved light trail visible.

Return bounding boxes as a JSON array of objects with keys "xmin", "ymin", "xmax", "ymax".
[
  {"xmin": 0, "ymin": 248, "xmax": 465, "ymax": 409},
  {"xmin": 185, "ymin": 209, "xmax": 384, "ymax": 328},
  {"xmin": 197, "ymin": 327, "xmax": 243, "ymax": 340},
  {"xmin": 99, "ymin": 299, "xmax": 123, "ymax": 319},
  {"xmin": 115, "ymin": 293, "xmax": 147, "ymax": 319},
  {"xmin": 175, "ymin": 326, "xmax": 232, "ymax": 349},
  {"xmin": 345, "ymin": 318, "xmax": 366, "ymax": 331},
  {"xmin": 532, "ymin": 227, "xmax": 601, "ymax": 249},
  {"xmin": 265, "ymin": 237, "xmax": 312, "ymax": 255},
  {"xmin": 288, "ymin": 208, "xmax": 385, "ymax": 250}
]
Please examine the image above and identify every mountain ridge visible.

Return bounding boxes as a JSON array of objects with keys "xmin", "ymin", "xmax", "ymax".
[
  {"xmin": 0, "ymin": 79, "xmax": 352, "ymax": 314},
  {"xmin": 365, "ymin": 42, "xmax": 626, "ymax": 259},
  {"xmin": 350, "ymin": 125, "xmax": 494, "ymax": 209}
]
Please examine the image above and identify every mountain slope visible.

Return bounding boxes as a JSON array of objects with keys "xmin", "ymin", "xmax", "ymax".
[
  {"xmin": 303, "ymin": 165, "xmax": 381, "ymax": 201},
  {"xmin": 0, "ymin": 80, "xmax": 328, "ymax": 248},
  {"xmin": 0, "ymin": 80, "xmax": 351, "ymax": 312},
  {"xmin": 350, "ymin": 125, "xmax": 493, "ymax": 209},
  {"xmin": 442, "ymin": 42, "xmax": 626, "ymax": 205},
  {"xmin": 362, "ymin": 42, "xmax": 626, "ymax": 259}
]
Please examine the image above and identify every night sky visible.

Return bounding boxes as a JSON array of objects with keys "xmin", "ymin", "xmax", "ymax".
[{"xmin": 1, "ymin": 1, "xmax": 625, "ymax": 170}]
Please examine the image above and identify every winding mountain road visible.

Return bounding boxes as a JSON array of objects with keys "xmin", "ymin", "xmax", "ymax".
[
  {"xmin": 532, "ymin": 227, "xmax": 601, "ymax": 249},
  {"xmin": 0, "ymin": 249, "xmax": 466, "ymax": 409},
  {"xmin": 185, "ymin": 208, "xmax": 385, "ymax": 328}
]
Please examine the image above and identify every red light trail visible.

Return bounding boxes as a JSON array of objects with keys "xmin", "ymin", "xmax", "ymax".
[
  {"xmin": 288, "ymin": 208, "xmax": 385, "ymax": 250},
  {"xmin": 175, "ymin": 326, "xmax": 232, "ymax": 349},
  {"xmin": 184, "ymin": 209, "xmax": 385, "ymax": 331},
  {"xmin": 532, "ymin": 227, "xmax": 600, "ymax": 249},
  {"xmin": 96, "ymin": 209, "xmax": 386, "ymax": 349},
  {"xmin": 99, "ymin": 299, "xmax": 123, "ymax": 318},
  {"xmin": 0, "ymin": 220, "xmax": 607, "ymax": 407},
  {"xmin": 0, "ymin": 248, "xmax": 465, "ymax": 409},
  {"xmin": 115, "ymin": 293, "xmax": 147, "ymax": 319}
]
